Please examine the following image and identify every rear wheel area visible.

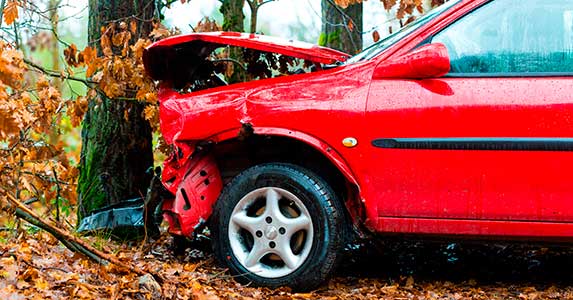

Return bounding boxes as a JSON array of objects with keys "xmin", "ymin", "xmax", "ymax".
[{"xmin": 211, "ymin": 163, "xmax": 345, "ymax": 291}]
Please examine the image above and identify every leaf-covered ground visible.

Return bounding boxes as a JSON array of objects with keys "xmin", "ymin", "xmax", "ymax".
[{"xmin": 2, "ymin": 229, "xmax": 573, "ymax": 300}]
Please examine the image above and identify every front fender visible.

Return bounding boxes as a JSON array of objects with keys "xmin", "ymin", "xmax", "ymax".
[
  {"xmin": 162, "ymin": 127, "xmax": 363, "ymax": 238},
  {"xmin": 213, "ymin": 126, "xmax": 360, "ymax": 187}
]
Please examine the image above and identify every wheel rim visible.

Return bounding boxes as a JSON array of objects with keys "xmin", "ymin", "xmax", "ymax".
[{"xmin": 228, "ymin": 187, "xmax": 314, "ymax": 278}]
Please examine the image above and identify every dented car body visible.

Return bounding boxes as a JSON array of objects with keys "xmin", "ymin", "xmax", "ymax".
[
  {"xmin": 144, "ymin": 0, "xmax": 573, "ymax": 289},
  {"xmin": 144, "ymin": 32, "xmax": 354, "ymax": 237}
]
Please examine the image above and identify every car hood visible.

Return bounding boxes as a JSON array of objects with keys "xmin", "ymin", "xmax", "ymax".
[{"xmin": 143, "ymin": 31, "xmax": 350, "ymax": 81}]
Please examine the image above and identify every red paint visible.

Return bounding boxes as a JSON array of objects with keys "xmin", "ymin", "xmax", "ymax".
[
  {"xmin": 149, "ymin": 0, "xmax": 573, "ymax": 240},
  {"xmin": 145, "ymin": 31, "xmax": 349, "ymax": 65},
  {"xmin": 373, "ymin": 43, "xmax": 450, "ymax": 79},
  {"xmin": 162, "ymin": 154, "xmax": 222, "ymax": 237},
  {"xmin": 376, "ymin": 218, "xmax": 573, "ymax": 237}
]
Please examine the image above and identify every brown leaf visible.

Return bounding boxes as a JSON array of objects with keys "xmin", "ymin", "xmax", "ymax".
[
  {"xmin": 150, "ymin": 28, "xmax": 170, "ymax": 39},
  {"xmin": 101, "ymin": 26, "xmax": 113, "ymax": 56},
  {"xmin": 112, "ymin": 31, "xmax": 128, "ymax": 47},
  {"xmin": 334, "ymin": 0, "xmax": 350, "ymax": 9},
  {"xmin": 404, "ymin": 16, "xmax": 416, "ymax": 26},
  {"xmin": 382, "ymin": 0, "xmax": 397, "ymax": 10},
  {"xmin": 432, "ymin": 0, "xmax": 446, "ymax": 7},
  {"xmin": 194, "ymin": 17, "xmax": 221, "ymax": 33},
  {"xmin": 3, "ymin": 0, "xmax": 19, "ymax": 25},
  {"xmin": 67, "ymin": 96, "xmax": 88, "ymax": 127},
  {"xmin": 347, "ymin": 20, "xmax": 354, "ymax": 32},
  {"xmin": 63, "ymin": 44, "xmax": 78, "ymax": 67},
  {"xmin": 397, "ymin": 5, "xmax": 406, "ymax": 19},
  {"xmin": 79, "ymin": 46, "xmax": 97, "ymax": 77},
  {"xmin": 129, "ymin": 19, "xmax": 137, "ymax": 34},
  {"xmin": 372, "ymin": 30, "xmax": 380, "ymax": 43}
]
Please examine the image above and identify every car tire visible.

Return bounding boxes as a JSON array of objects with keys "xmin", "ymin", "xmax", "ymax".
[{"xmin": 211, "ymin": 163, "xmax": 345, "ymax": 291}]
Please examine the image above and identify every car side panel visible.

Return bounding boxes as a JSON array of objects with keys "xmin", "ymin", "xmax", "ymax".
[{"xmin": 365, "ymin": 77, "xmax": 573, "ymax": 229}]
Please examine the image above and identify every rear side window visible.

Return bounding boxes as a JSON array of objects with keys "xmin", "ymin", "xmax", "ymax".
[{"xmin": 432, "ymin": 0, "xmax": 573, "ymax": 75}]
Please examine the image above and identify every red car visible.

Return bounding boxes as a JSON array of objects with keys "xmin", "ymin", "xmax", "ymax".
[{"xmin": 143, "ymin": 0, "xmax": 573, "ymax": 290}]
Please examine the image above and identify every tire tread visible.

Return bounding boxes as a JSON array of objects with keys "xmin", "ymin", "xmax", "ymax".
[{"xmin": 211, "ymin": 163, "xmax": 345, "ymax": 291}]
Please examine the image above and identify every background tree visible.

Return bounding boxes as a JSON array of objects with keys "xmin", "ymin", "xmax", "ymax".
[
  {"xmin": 48, "ymin": 0, "xmax": 60, "ymax": 90},
  {"xmin": 326, "ymin": 0, "xmax": 448, "ymax": 53},
  {"xmin": 219, "ymin": 0, "xmax": 245, "ymax": 83},
  {"xmin": 77, "ymin": 0, "xmax": 156, "ymax": 234},
  {"xmin": 220, "ymin": 0, "xmax": 245, "ymax": 32},
  {"xmin": 321, "ymin": 0, "xmax": 363, "ymax": 54},
  {"xmin": 245, "ymin": 0, "xmax": 274, "ymax": 34}
]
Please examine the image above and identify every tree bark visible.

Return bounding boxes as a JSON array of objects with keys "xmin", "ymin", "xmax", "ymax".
[
  {"xmin": 220, "ymin": 0, "xmax": 245, "ymax": 83},
  {"xmin": 249, "ymin": 5, "xmax": 257, "ymax": 33},
  {"xmin": 320, "ymin": 0, "xmax": 363, "ymax": 54},
  {"xmin": 77, "ymin": 0, "xmax": 155, "ymax": 231},
  {"xmin": 245, "ymin": 0, "xmax": 258, "ymax": 33},
  {"xmin": 221, "ymin": 0, "xmax": 245, "ymax": 32}
]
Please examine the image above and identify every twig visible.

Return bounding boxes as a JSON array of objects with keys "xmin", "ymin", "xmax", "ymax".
[
  {"xmin": 13, "ymin": 20, "xmax": 19, "ymax": 48},
  {"xmin": 23, "ymin": 58, "xmax": 97, "ymax": 86},
  {"xmin": 212, "ymin": 58, "xmax": 247, "ymax": 71},
  {"xmin": 1, "ymin": 167, "xmax": 73, "ymax": 186},
  {"xmin": 143, "ymin": 168, "xmax": 163, "ymax": 243},
  {"xmin": 52, "ymin": 166, "xmax": 61, "ymax": 222},
  {"xmin": 2, "ymin": 191, "xmax": 163, "ymax": 282},
  {"xmin": 24, "ymin": 197, "xmax": 38, "ymax": 205},
  {"xmin": 18, "ymin": 255, "xmax": 70, "ymax": 273}
]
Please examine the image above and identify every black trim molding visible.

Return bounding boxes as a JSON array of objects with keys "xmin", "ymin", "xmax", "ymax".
[{"xmin": 372, "ymin": 138, "xmax": 573, "ymax": 151}]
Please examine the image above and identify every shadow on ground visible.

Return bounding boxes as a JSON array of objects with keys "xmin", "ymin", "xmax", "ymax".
[
  {"xmin": 339, "ymin": 238, "xmax": 573, "ymax": 285},
  {"xmin": 168, "ymin": 234, "xmax": 573, "ymax": 298}
]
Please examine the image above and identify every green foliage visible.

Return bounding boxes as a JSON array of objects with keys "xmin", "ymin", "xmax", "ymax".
[
  {"xmin": 318, "ymin": 32, "xmax": 327, "ymax": 46},
  {"xmin": 90, "ymin": 229, "xmax": 113, "ymax": 251},
  {"xmin": 318, "ymin": 30, "xmax": 342, "ymax": 47}
]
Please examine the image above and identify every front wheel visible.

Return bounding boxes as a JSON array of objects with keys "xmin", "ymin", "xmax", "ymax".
[{"xmin": 211, "ymin": 163, "xmax": 345, "ymax": 291}]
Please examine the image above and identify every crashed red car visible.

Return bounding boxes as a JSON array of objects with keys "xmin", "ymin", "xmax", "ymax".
[{"xmin": 143, "ymin": 0, "xmax": 573, "ymax": 290}]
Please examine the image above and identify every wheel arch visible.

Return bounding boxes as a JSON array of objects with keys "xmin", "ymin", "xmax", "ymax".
[{"xmin": 210, "ymin": 126, "xmax": 365, "ymax": 234}]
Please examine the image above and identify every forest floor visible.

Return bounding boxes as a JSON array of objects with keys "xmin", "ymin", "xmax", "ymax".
[{"xmin": 2, "ymin": 227, "xmax": 573, "ymax": 300}]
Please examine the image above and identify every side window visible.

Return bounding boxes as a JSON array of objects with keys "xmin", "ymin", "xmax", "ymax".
[{"xmin": 433, "ymin": 0, "xmax": 573, "ymax": 75}]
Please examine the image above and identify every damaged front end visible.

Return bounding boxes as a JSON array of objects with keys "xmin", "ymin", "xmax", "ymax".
[
  {"xmin": 144, "ymin": 31, "xmax": 349, "ymax": 93},
  {"xmin": 143, "ymin": 32, "xmax": 349, "ymax": 238},
  {"xmin": 161, "ymin": 142, "xmax": 222, "ymax": 238}
]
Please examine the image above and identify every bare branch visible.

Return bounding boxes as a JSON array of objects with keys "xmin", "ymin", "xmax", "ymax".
[
  {"xmin": 3, "ymin": 191, "xmax": 162, "ymax": 281},
  {"xmin": 23, "ymin": 58, "xmax": 97, "ymax": 86},
  {"xmin": 259, "ymin": 0, "xmax": 275, "ymax": 7},
  {"xmin": 212, "ymin": 58, "xmax": 248, "ymax": 71}
]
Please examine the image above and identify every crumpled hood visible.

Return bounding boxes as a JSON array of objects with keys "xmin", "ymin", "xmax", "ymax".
[{"xmin": 143, "ymin": 31, "xmax": 349, "ymax": 81}]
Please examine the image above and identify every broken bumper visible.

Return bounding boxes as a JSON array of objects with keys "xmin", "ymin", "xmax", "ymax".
[{"xmin": 161, "ymin": 151, "xmax": 223, "ymax": 238}]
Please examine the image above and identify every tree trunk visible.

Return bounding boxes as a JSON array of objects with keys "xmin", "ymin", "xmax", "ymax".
[
  {"xmin": 246, "ymin": 0, "xmax": 258, "ymax": 33},
  {"xmin": 320, "ymin": 0, "xmax": 363, "ymax": 54},
  {"xmin": 221, "ymin": 0, "xmax": 245, "ymax": 32},
  {"xmin": 220, "ymin": 0, "xmax": 245, "ymax": 83},
  {"xmin": 249, "ymin": 6, "xmax": 257, "ymax": 33},
  {"xmin": 77, "ymin": 0, "xmax": 155, "ymax": 236}
]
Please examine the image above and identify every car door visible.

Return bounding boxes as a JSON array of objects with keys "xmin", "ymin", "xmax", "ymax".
[{"xmin": 365, "ymin": 0, "xmax": 573, "ymax": 224}]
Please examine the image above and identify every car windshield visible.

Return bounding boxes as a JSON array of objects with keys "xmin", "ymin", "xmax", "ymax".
[{"xmin": 346, "ymin": 0, "xmax": 462, "ymax": 63}]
